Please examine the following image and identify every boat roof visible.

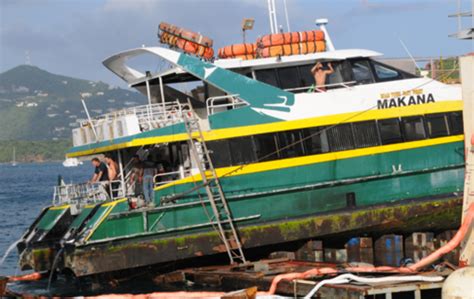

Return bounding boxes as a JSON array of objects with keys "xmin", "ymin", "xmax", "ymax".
[{"xmin": 102, "ymin": 47, "xmax": 382, "ymax": 87}]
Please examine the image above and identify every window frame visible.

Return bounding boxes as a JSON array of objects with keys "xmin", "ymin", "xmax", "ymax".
[
  {"xmin": 378, "ymin": 118, "xmax": 404, "ymax": 145},
  {"xmin": 425, "ymin": 113, "xmax": 450, "ymax": 138},
  {"xmin": 400, "ymin": 116, "xmax": 427, "ymax": 142},
  {"xmin": 349, "ymin": 58, "xmax": 376, "ymax": 85}
]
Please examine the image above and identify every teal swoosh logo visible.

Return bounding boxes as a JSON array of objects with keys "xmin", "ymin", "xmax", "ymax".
[{"xmin": 156, "ymin": 49, "xmax": 295, "ymax": 112}]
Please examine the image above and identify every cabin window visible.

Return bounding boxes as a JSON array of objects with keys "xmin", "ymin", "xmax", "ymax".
[
  {"xmin": 350, "ymin": 59, "xmax": 375, "ymax": 85},
  {"xmin": 229, "ymin": 136, "xmax": 257, "ymax": 165},
  {"xmin": 378, "ymin": 118, "xmax": 403, "ymax": 145},
  {"xmin": 327, "ymin": 123, "xmax": 355, "ymax": 151},
  {"xmin": 352, "ymin": 121, "xmax": 380, "ymax": 148},
  {"xmin": 255, "ymin": 69, "xmax": 279, "ymax": 87},
  {"xmin": 254, "ymin": 133, "xmax": 278, "ymax": 162},
  {"xmin": 325, "ymin": 62, "xmax": 344, "ymax": 89},
  {"xmin": 207, "ymin": 140, "xmax": 232, "ymax": 168},
  {"xmin": 401, "ymin": 116, "xmax": 426, "ymax": 141},
  {"xmin": 278, "ymin": 67, "xmax": 301, "ymax": 90},
  {"xmin": 299, "ymin": 64, "xmax": 316, "ymax": 88},
  {"xmin": 302, "ymin": 127, "xmax": 329, "ymax": 154},
  {"xmin": 448, "ymin": 112, "xmax": 463, "ymax": 135},
  {"xmin": 277, "ymin": 130, "xmax": 305, "ymax": 158},
  {"xmin": 372, "ymin": 61, "xmax": 402, "ymax": 82},
  {"xmin": 426, "ymin": 114, "xmax": 449, "ymax": 138}
]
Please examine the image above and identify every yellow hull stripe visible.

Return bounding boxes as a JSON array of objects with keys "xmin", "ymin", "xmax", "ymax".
[
  {"xmin": 68, "ymin": 100, "xmax": 462, "ymax": 158},
  {"xmin": 155, "ymin": 134, "xmax": 464, "ymax": 191},
  {"xmin": 84, "ymin": 198, "xmax": 127, "ymax": 242},
  {"xmin": 49, "ymin": 204, "xmax": 70, "ymax": 211}
]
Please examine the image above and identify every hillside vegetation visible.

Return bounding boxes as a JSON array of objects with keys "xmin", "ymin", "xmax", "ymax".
[
  {"xmin": 0, "ymin": 65, "xmax": 147, "ymax": 162},
  {"xmin": 0, "ymin": 140, "xmax": 71, "ymax": 163},
  {"xmin": 0, "ymin": 65, "xmax": 146, "ymax": 141}
]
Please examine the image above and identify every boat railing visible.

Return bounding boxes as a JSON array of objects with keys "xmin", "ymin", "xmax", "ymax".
[
  {"xmin": 52, "ymin": 180, "xmax": 126, "ymax": 206},
  {"xmin": 53, "ymin": 182, "xmax": 107, "ymax": 206},
  {"xmin": 74, "ymin": 101, "xmax": 192, "ymax": 146},
  {"xmin": 284, "ymin": 80, "xmax": 357, "ymax": 93},
  {"xmin": 154, "ymin": 167, "xmax": 191, "ymax": 187},
  {"xmin": 206, "ymin": 94, "xmax": 248, "ymax": 115},
  {"xmin": 82, "ymin": 101, "xmax": 191, "ymax": 129}
]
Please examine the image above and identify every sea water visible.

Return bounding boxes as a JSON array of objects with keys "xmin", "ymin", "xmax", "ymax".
[{"xmin": 0, "ymin": 162, "xmax": 90, "ymax": 276}]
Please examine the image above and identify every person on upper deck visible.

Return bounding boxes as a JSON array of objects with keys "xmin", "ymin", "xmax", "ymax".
[
  {"xmin": 311, "ymin": 62, "xmax": 334, "ymax": 92},
  {"xmin": 90, "ymin": 157, "xmax": 109, "ymax": 182}
]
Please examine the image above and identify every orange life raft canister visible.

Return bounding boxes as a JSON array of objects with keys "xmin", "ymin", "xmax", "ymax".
[
  {"xmin": 258, "ymin": 40, "xmax": 326, "ymax": 58},
  {"xmin": 159, "ymin": 22, "xmax": 214, "ymax": 59},
  {"xmin": 257, "ymin": 30, "xmax": 325, "ymax": 47},
  {"xmin": 218, "ymin": 43, "xmax": 257, "ymax": 59},
  {"xmin": 159, "ymin": 22, "xmax": 213, "ymax": 47}
]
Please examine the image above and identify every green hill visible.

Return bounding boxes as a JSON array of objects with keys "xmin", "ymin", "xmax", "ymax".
[
  {"xmin": 0, "ymin": 65, "xmax": 146, "ymax": 141},
  {"xmin": 0, "ymin": 140, "xmax": 72, "ymax": 163}
]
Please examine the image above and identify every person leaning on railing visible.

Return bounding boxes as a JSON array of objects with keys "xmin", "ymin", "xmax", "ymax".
[{"xmin": 90, "ymin": 157, "xmax": 109, "ymax": 183}]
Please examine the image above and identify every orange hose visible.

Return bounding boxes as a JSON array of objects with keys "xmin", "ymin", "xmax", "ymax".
[
  {"xmin": 7, "ymin": 272, "xmax": 43, "ymax": 282},
  {"xmin": 85, "ymin": 292, "xmax": 226, "ymax": 299},
  {"xmin": 266, "ymin": 203, "xmax": 474, "ymax": 294},
  {"xmin": 408, "ymin": 202, "xmax": 474, "ymax": 271}
]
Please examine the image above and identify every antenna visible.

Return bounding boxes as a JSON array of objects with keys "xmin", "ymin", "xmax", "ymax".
[
  {"xmin": 283, "ymin": 0, "xmax": 291, "ymax": 32},
  {"xmin": 267, "ymin": 0, "xmax": 278, "ymax": 34},
  {"xmin": 315, "ymin": 19, "xmax": 335, "ymax": 51},
  {"xmin": 397, "ymin": 36, "xmax": 422, "ymax": 74}
]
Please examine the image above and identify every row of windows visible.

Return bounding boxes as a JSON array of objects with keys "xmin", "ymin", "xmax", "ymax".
[
  {"xmin": 207, "ymin": 111, "xmax": 463, "ymax": 168},
  {"xmin": 253, "ymin": 58, "xmax": 417, "ymax": 93}
]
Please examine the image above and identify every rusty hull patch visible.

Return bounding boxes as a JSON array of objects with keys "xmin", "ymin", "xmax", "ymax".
[
  {"xmin": 19, "ymin": 247, "xmax": 56, "ymax": 272},
  {"xmin": 64, "ymin": 196, "xmax": 462, "ymax": 277}
]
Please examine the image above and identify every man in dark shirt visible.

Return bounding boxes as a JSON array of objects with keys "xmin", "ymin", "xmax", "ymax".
[{"xmin": 90, "ymin": 157, "xmax": 109, "ymax": 182}]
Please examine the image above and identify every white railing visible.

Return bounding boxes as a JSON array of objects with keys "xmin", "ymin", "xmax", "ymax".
[
  {"xmin": 154, "ymin": 168, "xmax": 192, "ymax": 187},
  {"xmin": 206, "ymin": 94, "xmax": 248, "ymax": 116},
  {"xmin": 52, "ymin": 180, "xmax": 126, "ymax": 206},
  {"xmin": 284, "ymin": 81, "xmax": 357, "ymax": 93},
  {"xmin": 81, "ymin": 101, "xmax": 191, "ymax": 130},
  {"xmin": 74, "ymin": 101, "xmax": 193, "ymax": 146}
]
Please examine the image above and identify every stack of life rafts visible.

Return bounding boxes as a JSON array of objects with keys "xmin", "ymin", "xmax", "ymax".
[
  {"xmin": 158, "ymin": 22, "xmax": 214, "ymax": 60},
  {"xmin": 158, "ymin": 22, "xmax": 326, "ymax": 61},
  {"xmin": 218, "ymin": 29, "xmax": 326, "ymax": 60}
]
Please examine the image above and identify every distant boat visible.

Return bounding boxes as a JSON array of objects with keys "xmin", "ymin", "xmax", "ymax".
[
  {"xmin": 62, "ymin": 157, "xmax": 82, "ymax": 167},
  {"xmin": 11, "ymin": 147, "xmax": 17, "ymax": 166}
]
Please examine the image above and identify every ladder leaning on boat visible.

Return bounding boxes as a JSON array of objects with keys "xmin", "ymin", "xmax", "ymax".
[{"xmin": 181, "ymin": 108, "xmax": 247, "ymax": 265}]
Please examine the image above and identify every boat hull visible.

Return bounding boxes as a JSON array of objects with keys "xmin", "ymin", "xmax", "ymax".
[
  {"xmin": 22, "ymin": 138, "xmax": 466, "ymax": 276},
  {"xmin": 17, "ymin": 205, "xmax": 73, "ymax": 272},
  {"xmin": 62, "ymin": 195, "xmax": 462, "ymax": 277}
]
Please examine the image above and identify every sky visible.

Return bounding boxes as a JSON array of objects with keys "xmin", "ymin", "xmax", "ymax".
[{"xmin": 0, "ymin": 0, "xmax": 473, "ymax": 87}]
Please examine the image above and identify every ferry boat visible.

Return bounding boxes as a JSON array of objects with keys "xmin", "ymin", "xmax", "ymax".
[{"xmin": 16, "ymin": 18, "xmax": 464, "ymax": 279}]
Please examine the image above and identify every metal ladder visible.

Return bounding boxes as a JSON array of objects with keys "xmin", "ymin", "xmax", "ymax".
[{"xmin": 182, "ymin": 113, "xmax": 247, "ymax": 264}]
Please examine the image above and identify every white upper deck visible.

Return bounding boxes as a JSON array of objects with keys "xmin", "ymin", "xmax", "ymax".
[{"xmin": 103, "ymin": 47, "xmax": 382, "ymax": 87}]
